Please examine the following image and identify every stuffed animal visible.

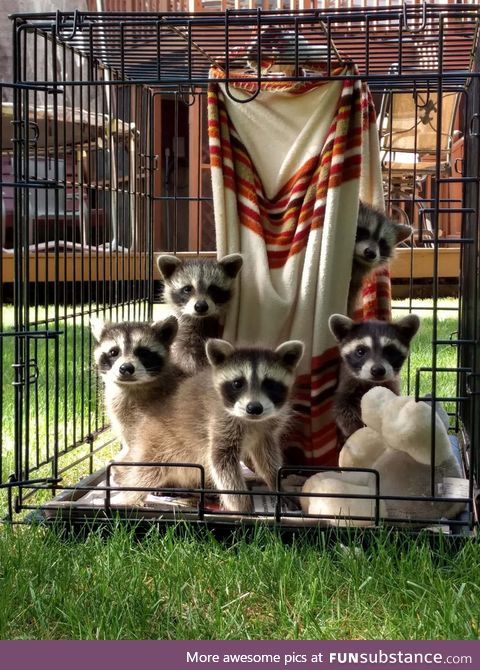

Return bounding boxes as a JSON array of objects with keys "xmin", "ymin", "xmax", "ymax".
[{"xmin": 300, "ymin": 386, "xmax": 466, "ymax": 526}]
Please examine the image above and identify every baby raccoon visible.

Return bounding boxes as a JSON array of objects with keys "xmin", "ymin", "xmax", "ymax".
[
  {"xmin": 114, "ymin": 338, "xmax": 304, "ymax": 513},
  {"xmin": 329, "ymin": 313, "xmax": 420, "ymax": 441},
  {"xmin": 348, "ymin": 203, "xmax": 412, "ymax": 316},
  {"xmin": 157, "ymin": 254, "xmax": 243, "ymax": 375},
  {"xmin": 91, "ymin": 315, "xmax": 185, "ymax": 457}
]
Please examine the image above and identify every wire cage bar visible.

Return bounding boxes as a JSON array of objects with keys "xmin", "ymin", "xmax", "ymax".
[
  {"xmin": 1, "ymin": 4, "xmax": 479, "ymax": 535},
  {"xmin": 9, "ymin": 5, "xmax": 480, "ymax": 88}
]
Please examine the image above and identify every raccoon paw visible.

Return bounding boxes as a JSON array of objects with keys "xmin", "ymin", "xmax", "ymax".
[
  {"xmin": 111, "ymin": 490, "xmax": 147, "ymax": 507},
  {"xmin": 220, "ymin": 493, "xmax": 254, "ymax": 514}
]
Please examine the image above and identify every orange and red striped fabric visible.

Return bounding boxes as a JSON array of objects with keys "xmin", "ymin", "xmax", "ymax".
[{"xmin": 208, "ymin": 65, "xmax": 390, "ymax": 464}]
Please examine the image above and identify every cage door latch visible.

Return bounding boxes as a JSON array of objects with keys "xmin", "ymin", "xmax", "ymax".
[
  {"xmin": 11, "ymin": 359, "xmax": 39, "ymax": 386},
  {"xmin": 11, "ymin": 329, "xmax": 62, "ymax": 386}
]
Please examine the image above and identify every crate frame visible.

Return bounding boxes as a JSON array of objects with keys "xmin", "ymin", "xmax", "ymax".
[{"xmin": 1, "ymin": 4, "xmax": 479, "ymax": 535}]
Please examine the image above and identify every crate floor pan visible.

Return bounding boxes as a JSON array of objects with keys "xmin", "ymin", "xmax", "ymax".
[{"xmin": 33, "ymin": 465, "xmax": 476, "ymax": 538}]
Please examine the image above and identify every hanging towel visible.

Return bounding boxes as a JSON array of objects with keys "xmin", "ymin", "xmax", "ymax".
[{"xmin": 208, "ymin": 64, "xmax": 390, "ymax": 465}]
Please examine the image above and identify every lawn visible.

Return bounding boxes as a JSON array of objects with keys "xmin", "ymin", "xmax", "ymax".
[
  {"xmin": 392, "ymin": 299, "xmax": 460, "ymax": 402},
  {"xmin": 0, "ymin": 524, "xmax": 479, "ymax": 640},
  {"xmin": 0, "ymin": 298, "xmax": 479, "ymax": 641}
]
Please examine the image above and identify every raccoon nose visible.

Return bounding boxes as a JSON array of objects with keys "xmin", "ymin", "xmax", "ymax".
[
  {"xmin": 246, "ymin": 401, "xmax": 264, "ymax": 416},
  {"xmin": 119, "ymin": 362, "xmax": 135, "ymax": 376},
  {"xmin": 363, "ymin": 248, "xmax": 377, "ymax": 261},
  {"xmin": 370, "ymin": 364, "xmax": 386, "ymax": 379},
  {"xmin": 194, "ymin": 300, "xmax": 209, "ymax": 314}
]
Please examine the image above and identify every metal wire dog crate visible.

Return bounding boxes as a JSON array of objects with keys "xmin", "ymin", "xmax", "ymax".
[{"xmin": 1, "ymin": 3, "xmax": 479, "ymax": 534}]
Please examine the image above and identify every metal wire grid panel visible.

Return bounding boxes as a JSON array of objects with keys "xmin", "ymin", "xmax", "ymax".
[
  {"xmin": 9, "ymin": 5, "xmax": 479, "ymax": 87},
  {"xmin": 0, "ymin": 4, "xmax": 478, "ymax": 532},
  {"xmin": 1, "ymin": 32, "xmax": 155, "ymax": 518}
]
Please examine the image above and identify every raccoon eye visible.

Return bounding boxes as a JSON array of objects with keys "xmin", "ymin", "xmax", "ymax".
[
  {"xmin": 356, "ymin": 227, "xmax": 370, "ymax": 242},
  {"xmin": 379, "ymin": 239, "xmax": 390, "ymax": 258},
  {"xmin": 182, "ymin": 285, "xmax": 193, "ymax": 295},
  {"xmin": 355, "ymin": 346, "xmax": 367, "ymax": 357},
  {"xmin": 231, "ymin": 378, "xmax": 245, "ymax": 390},
  {"xmin": 108, "ymin": 347, "xmax": 120, "ymax": 358}
]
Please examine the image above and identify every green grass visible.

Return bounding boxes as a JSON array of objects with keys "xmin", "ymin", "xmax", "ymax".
[
  {"xmin": 0, "ymin": 298, "xmax": 479, "ymax": 641},
  {"xmin": 0, "ymin": 306, "xmax": 105, "ymax": 516},
  {"xmin": 0, "ymin": 525, "xmax": 479, "ymax": 640},
  {"xmin": 393, "ymin": 299, "xmax": 460, "ymax": 416}
]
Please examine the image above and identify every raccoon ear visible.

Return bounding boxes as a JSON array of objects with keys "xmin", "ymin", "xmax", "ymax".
[
  {"xmin": 157, "ymin": 254, "xmax": 182, "ymax": 280},
  {"xmin": 152, "ymin": 316, "xmax": 178, "ymax": 347},
  {"xmin": 394, "ymin": 314, "xmax": 420, "ymax": 342},
  {"xmin": 275, "ymin": 341, "xmax": 304, "ymax": 371},
  {"xmin": 395, "ymin": 223, "xmax": 413, "ymax": 245},
  {"xmin": 90, "ymin": 316, "xmax": 106, "ymax": 342},
  {"xmin": 206, "ymin": 339, "xmax": 235, "ymax": 367},
  {"xmin": 328, "ymin": 314, "xmax": 354, "ymax": 342},
  {"xmin": 219, "ymin": 254, "xmax": 243, "ymax": 279}
]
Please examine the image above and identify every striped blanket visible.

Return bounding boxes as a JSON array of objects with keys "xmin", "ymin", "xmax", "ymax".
[{"xmin": 208, "ymin": 64, "xmax": 390, "ymax": 465}]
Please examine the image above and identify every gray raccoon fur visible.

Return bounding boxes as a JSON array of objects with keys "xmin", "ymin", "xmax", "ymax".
[
  {"xmin": 113, "ymin": 338, "xmax": 304, "ymax": 513},
  {"xmin": 348, "ymin": 202, "xmax": 412, "ymax": 317},
  {"xmin": 91, "ymin": 316, "xmax": 186, "ymax": 458},
  {"xmin": 329, "ymin": 314, "xmax": 420, "ymax": 442},
  {"xmin": 157, "ymin": 254, "xmax": 243, "ymax": 375}
]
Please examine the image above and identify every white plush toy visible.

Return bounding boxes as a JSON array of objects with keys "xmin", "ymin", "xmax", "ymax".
[{"xmin": 300, "ymin": 386, "xmax": 466, "ymax": 526}]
